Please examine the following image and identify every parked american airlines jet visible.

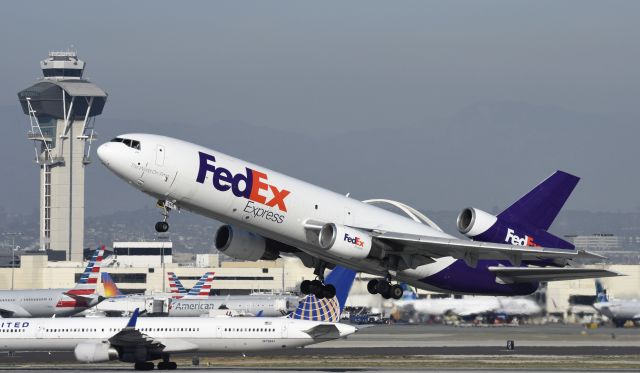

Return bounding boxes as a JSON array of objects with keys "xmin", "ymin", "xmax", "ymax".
[
  {"xmin": 97, "ymin": 134, "xmax": 618, "ymax": 299},
  {"xmin": 0, "ymin": 266, "xmax": 357, "ymax": 370},
  {"xmin": 0, "ymin": 247, "xmax": 105, "ymax": 317}
]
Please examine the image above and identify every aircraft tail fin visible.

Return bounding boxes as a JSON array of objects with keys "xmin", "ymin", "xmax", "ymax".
[
  {"xmin": 595, "ymin": 280, "xmax": 609, "ymax": 303},
  {"xmin": 183, "ymin": 272, "xmax": 215, "ymax": 299},
  {"xmin": 168, "ymin": 272, "xmax": 187, "ymax": 295},
  {"xmin": 68, "ymin": 246, "xmax": 105, "ymax": 295},
  {"xmin": 498, "ymin": 170, "xmax": 579, "ymax": 231},
  {"xmin": 289, "ymin": 265, "xmax": 356, "ymax": 323},
  {"xmin": 101, "ymin": 272, "xmax": 124, "ymax": 298}
]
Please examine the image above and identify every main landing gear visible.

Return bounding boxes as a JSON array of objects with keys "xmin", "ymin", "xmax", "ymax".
[
  {"xmin": 133, "ymin": 362, "xmax": 155, "ymax": 371},
  {"xmin": 367, "ymin": 278, "xmax": 403, "ymax": 300},
  {"xmin": 300, "ymin": 261, "xmax": 337, "ymax": 299},
  {"xmin": 155, "ymin": 200, "xmax": 174, "ymax": 233}
]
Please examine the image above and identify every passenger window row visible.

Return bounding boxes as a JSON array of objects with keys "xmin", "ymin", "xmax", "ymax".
[{"xmin": 225, "ymin": 328, "xmax": 275, "ymax": 332}]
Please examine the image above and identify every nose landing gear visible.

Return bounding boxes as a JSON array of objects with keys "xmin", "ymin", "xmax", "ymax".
[
  {"xmin": 155, "ymin": 200, "xmax": 175, "ymax": 233},
  {"xmin": 367, "ymin": 278, "xmax": 403, "ymax": 300}
]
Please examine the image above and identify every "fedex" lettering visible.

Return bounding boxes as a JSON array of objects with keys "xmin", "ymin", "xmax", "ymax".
[
  {"xmin": 196, "ymin": 152, "xmax": 290, "ymax": 212},
  {"xmin": 344, "ymin": 234, "xmax": 365, "ymax": 247},
  {"xmin": 505, "ymin": 228, "xmax": 539, "ymax": 247}
]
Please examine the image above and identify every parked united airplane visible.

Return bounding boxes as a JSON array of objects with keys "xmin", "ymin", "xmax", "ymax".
[
  {"xmin": 97, "ymin": 134, "xmax": 618, "ymax": 299},
  {"xmin": 0, "ymin": 266, "xmax": 357, "ymax": 370},
  {"xmin": 593, "ymin": 280, "xmax": 640, "ymax": 327},
  {"xmin": 0, "ymin": 247, "xmax": 105, "ymax": 317}
]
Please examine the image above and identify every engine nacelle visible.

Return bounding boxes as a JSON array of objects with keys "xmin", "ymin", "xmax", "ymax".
[
  {"xmin": 318, "ymin": 223, "xmax": 372, "ymax": 259},
  {"xmin": 214, "ymin": 225, "xmax": 279, "ymax": 261},
  {"xmin": 456, "ymin": 207, "xmax": 498, "ymax": 238},
  {"xmin": 74, "ymin": 342, "xmax": 118, "ymax": 363}
]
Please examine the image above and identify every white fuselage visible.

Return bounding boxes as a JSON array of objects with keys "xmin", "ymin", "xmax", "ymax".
[
  {"xmin": 0, "ymin": 289, "xmax": 95, "ymax": 318},
  {"xmin": 0, "ymin": 316, "xmax": 355, "ymax": 353},
  {"xmin": 395, "ymin": 296, "xmax": 541, "ymax": 317},
  {"xmin": 594, "ymin": 299, "xmax": 640, "ymax": 321},
  {"xmin": 97, "ymin": 134, "xmax": 457, "ymax": 291}
]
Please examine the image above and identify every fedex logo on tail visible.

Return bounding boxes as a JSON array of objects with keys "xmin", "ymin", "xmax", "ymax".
[
  {"xmin": 505, "ymin": 228, "xmax": 539, "ymax": 247},
  {"xmin": 344, "ymin": 234, "xmax": 365, "ymax": 247},
  {"xmin": 196, "ymin": 152, "xmax": 291, "ymax": 217}
]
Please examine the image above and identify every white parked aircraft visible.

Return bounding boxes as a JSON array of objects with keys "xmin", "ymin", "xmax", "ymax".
[
  {"xmin": 394, "ymin": 285, "xmax": 541, "ymax": 318},
  {"xmin": 97, "ymin": 134, "xmax": 617, "ymax": 299},
  {"xmin": 0, "ymin": 266, "xmax": 357, "ymax": 370},
  {"xmin": 0, "ymin": 247, "xmax": 105, "ymax": 317},
  {"xmin": 592, "ymin": 280, "xmax": 640, "ymax": 327}
]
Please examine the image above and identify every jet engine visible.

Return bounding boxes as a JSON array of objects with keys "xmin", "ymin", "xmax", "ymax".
[
  {"xmin": 74, "ymin": 342, "xmax": 119, "ymax": 363},
  {"xmin": 318, "ymin": 223, "xmax": 372, "ymax": 259},
  {"xmin": 214, "ymin": 225, "xmax": 279, "ymax": 261},
  {"xmin": 456, "ymin": 207, "xmax": 498, "ymax": 238}
]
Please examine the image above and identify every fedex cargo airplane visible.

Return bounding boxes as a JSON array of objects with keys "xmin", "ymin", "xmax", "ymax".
[
  {"xmin": 0, "ymin": 266, "xmax": 357, "ymax": 370},
  {"xmin": 0, "ymin": 247, "xmax": 105, "ymax": 317},
  {"xmin": 97, "ymin": 134, "xmax": 618, "ymax": 300}
]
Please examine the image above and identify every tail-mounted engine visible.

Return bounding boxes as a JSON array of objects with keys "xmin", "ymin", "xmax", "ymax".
[{"xmin": 456, "ymin": 207, "xmax": 574, "ymax": 250}]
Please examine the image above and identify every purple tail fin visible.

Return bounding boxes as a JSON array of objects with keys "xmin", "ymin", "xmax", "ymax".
[{"xmin": 498, "ymin": 170, "xmax": 579, "ymax": 231}]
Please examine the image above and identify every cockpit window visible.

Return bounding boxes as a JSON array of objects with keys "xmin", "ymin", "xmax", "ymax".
[{"xmin": 109, "ymin": 137, "xmax": 141, "ymax": 150}]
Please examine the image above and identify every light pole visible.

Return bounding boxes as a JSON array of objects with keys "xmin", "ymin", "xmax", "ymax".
[{"xmin": 5, "ymin": 232, "xmax": 22, "ymax": 290}]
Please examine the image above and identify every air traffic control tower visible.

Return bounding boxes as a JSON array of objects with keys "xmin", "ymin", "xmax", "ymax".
[{"xmin": 17, "ymin": 51, "xmax": 107, "ymax": 261}]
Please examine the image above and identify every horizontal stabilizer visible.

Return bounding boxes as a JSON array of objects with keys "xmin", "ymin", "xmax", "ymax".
[
  {"xmin": 302, "ymin": 324, "xmax": 341, "ymax": 339},
  {"xmin": 489, "ymin": 267, "xmax": 622, "ymax": 283}
]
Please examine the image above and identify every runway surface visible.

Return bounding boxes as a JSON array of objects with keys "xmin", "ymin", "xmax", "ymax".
[{"xmin": 0, "ymin": 324, "xmax": 637, "ymax": 371}]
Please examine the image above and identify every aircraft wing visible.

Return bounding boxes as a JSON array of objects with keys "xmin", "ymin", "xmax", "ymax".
[
  {"xmin": 487, "ymin": 267, "xmax": 622, "ymax": 283},
  {"xmin": 64, "ymin": 292, "xmax": 103, "ymax": 304},
  {"xmin": 302, "ymin": 324, "xmax": 341, "ymax": 339},
  {"xmin": 0, "ymin": 303, "xmax": 30, "ymax": 318},
  {"xmin": 372, "ymin": 231, "xmax": 604, "ymax": 267}
]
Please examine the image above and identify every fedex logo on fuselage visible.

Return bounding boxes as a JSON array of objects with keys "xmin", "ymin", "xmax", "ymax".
[
  {"xmin": 196, "ymin": 151, "xmax": 291, "ymax": 212},
  {"xmin": 505, "ymin": 228, "xmax": 539, "ymax": 247},
  {"xmin": 344, "ymin": 234, "xmax": 365, "ymax": 247}
]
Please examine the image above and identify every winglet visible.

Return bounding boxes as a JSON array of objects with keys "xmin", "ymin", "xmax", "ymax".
[
  {"xmin": 256, "ymin": 310, "xmax": 264, "ymax": 317},
  {"xmin": 126, "ymin": 308, "xmax": 140, "ymax": 328}
]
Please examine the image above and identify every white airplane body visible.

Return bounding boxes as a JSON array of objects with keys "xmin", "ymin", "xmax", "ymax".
[
  {"xmin": 98, "ymin": 134, "xmax": 617, "ymax": 299},
  {"xmin": 0, "ymin": 248, "xmax": 105, "ymax": 317},
  {"xmin": 0, "ymin": 265, "xmax": 358, "ymax": 370}
]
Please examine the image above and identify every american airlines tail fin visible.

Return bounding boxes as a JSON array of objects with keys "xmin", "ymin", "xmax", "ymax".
[
  {"xmin": 101, "ymin": 272, "xmax": 124, "ymax": 298},
  {"xmin": 67, "ymin": 246, "xmax": 105, "ymax": 296},
  {"xmin": 167, "ymin": 272, "xmax": 187, "ymax": 295},
  {"xmin": 183, "ymin": 272, "xmax": 215, "ymax": 299},
  {"xmin": 289, "ymin": 266, "xmax": 357, "ymax": 322},
  {"xmin": 595, "ymin": 280, "xmax": 609, "ymax": 303}
]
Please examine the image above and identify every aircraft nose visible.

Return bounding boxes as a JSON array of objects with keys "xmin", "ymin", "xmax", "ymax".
[{"xmin": 97, "ymin": 143, "xmax": 111, "ymax": 166}]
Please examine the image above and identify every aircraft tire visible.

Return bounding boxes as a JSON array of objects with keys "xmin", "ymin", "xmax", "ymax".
[
  {"xmin": 391, "ymin": 284, "xmax": 403, "ymax": 300},
  {"xmin": 134, "ymin": 362, "xmax": 155, "ymax": 371},
  {"xmin": 323, "ymin": 284, "xmax": 336, "ymax": 299},
  {"xmin": 300, "ymin": 280, "xmax": 311, "ymax": 295},
  {"xmin": 310, "ymin": 280, "xmax": 324, "ymax": 299},
  {"xmin": 367, "ymin": 279, "xmax": 379, "ymax": 294},
  {"xmin": 155, "ymin": 221, "xmax": 169, "ymax": 233}
]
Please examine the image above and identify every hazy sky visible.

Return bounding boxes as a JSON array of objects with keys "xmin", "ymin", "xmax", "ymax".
[{"xmin": 0, "ymin": 1, "xmax": 639, "ymax": 216}]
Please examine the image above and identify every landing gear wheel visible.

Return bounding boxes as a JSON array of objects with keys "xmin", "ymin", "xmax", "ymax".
[
  {"xmin": 134, "ymin": 362, "xmax": 154, "ymax": 371},
  {"xmin": 158, "ymin": 361, "xmax": 178, "ymax": 370},
  {"xmin": 391, "ymin": 284, "xmax": 404, "ymax": 300},
  {"xmin": 310, "ymin": 280, "xmax": 325, "ymax": 299},
  {"xmin": 367, "ymin": 279, "xmax": 379, "ymax": 295},
  {"xmin": 322, "ymin": 284, "xmax": 336, "ymax": 299},
  {"xmin": 300, "ymin": 280, "xmax": 311, "ymax": 295},
  {"xmin": 155, "ymin": 221, "xmax": 169, "ymax": 233}
]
